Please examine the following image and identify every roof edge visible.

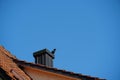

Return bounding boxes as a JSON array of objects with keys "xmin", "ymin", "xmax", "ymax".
[{"xmin": 14, "ymin": 59, "xmax": 106, "ymax": 80}]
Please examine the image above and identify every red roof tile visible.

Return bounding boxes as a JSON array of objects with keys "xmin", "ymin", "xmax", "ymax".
[{"xmin": 0, "ymin": 46, "xmax": 31, "ymax": 80}]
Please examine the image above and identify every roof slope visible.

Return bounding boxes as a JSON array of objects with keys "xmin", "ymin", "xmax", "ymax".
[
  {"xmin": 0, "ymin": 46, "xmax": 31, "ymax": 80},
  {"xmin": 14, "ymin": 59, "xmax": 105, "ymax": 80},
  {"xmin": 0, "ymin": 46, "xmax": 105, "ymax": 80}
]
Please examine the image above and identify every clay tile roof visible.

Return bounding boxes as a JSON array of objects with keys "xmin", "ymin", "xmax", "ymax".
[
  {"xmin": 0, "ymin": 46, "xmax": 31, "ymax": 80},
  {"xmin": 0, "ymin": 46, "xmax": 16, "ymax": 59},
  {"xmin": 0, "ymin": 46, "xmax": 106, "ymax": 80}
]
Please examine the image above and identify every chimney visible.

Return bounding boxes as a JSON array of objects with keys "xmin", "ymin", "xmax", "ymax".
[{"xmin": 33, "ymin": 49, "xmax": 56, "ymax": 67}]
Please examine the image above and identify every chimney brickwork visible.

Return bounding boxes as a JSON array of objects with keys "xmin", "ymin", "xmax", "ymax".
[{"xmin": 33, "ymin": 49, "xmax": 55, "ymax": 67}]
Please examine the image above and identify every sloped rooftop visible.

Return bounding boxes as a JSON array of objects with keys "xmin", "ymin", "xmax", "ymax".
[{"xmin": 0, "ymin": 46, "xmax": 105, "ymax": 80}]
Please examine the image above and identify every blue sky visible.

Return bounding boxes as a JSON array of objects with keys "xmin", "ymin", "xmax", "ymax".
[{"xmin": 0, "ymin": 0, "xmax": 120, "ymax": 80}]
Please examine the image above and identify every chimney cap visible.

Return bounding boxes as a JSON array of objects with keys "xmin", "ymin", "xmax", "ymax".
[{"xmin": 33, "ymin": 48, "xmax": 55, "ymax": 59}]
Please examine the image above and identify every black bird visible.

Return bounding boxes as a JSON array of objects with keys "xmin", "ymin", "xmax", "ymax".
[{"xmin": 51, "ymin": 49, "xmax": 56, "ymax": 54}]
